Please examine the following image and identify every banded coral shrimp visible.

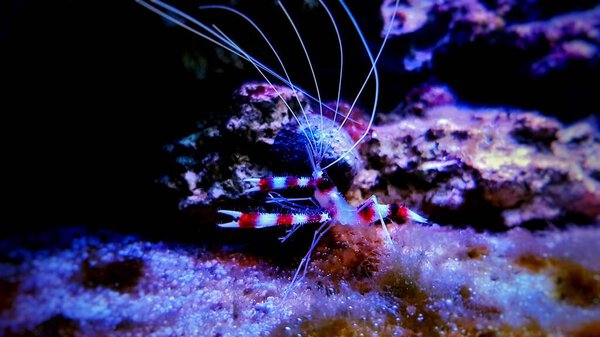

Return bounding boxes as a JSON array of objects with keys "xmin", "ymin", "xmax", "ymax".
[{"xmin": 137, "ymin": 0, "xmax": 429, "ymax": 295}]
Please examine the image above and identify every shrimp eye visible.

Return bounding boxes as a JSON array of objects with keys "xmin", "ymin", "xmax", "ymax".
[{"xmin": 316, "ymin": 178, "xmax": 335, "ymax": 193}]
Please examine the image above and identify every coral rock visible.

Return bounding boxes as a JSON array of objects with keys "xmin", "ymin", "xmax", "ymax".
[{"xmin": 360, "ymin": 105, "xmax": 600, "ymax": 229}]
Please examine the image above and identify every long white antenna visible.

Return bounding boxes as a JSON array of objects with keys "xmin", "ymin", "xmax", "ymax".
[
  {"xmin": 198, "ymin": 5, "xmax": 319, "ymax": 163},
  {"xmin": 315, "ymin": 0, "xmax": 344, "ymax": 166},
  {"xmin": 277, "ymin": 1, "xmax": 326, "ymax": 166},
  {"xmin": 136, "ymin": 0, "xmax": 339, "ymax": 118},
  {"xmin": 322, "ymin": 0, "xmax": 400, "ymax": 171}
]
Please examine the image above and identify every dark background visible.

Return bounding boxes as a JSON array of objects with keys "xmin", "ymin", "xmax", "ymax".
[{"xmin": 1, "ymin": 0, "xmax": 204, "ymax": 235}]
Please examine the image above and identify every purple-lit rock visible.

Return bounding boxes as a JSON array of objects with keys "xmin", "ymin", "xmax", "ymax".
[
  {"xmin": 380, "ymin": 0, "xmax": 600, "ymax": 118},
  {"xmin": 357, "ymin": 103, "xmax": 600, "ymax": 229},
  {"xmin": 161, "ymin": 83, "xmax": 304, "ymax": 210},
  {"xmin": 381, "ymin": 0, "xmax": 600, "ymax": 73}
]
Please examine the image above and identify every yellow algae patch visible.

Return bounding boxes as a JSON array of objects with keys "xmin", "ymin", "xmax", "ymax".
[{"xmin": 515, "ymin": 255, "xmax": 600, "ymax": 307}]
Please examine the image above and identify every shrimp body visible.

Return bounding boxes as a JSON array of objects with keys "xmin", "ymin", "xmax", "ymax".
[{"xmin": 138, "ymin": 0, "xmax": 428, "ymax": 294}]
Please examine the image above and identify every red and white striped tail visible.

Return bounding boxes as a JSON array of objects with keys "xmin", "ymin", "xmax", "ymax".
[
  {"xmin": 357, "ymin": 203, "xmax": 429, "ymax": 226},
  {"xmin": 218, "ymin": 210, "xmax": 330, "ymax": 229}
]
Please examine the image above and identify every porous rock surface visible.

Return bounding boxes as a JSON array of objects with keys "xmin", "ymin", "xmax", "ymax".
[
  {"xmin": 160, "ymin": 83, "xmax": 305, "ymax": 211},
  {"xmin": 357, "ymin": 96, "xmax": 600, "ymax": 229}
]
